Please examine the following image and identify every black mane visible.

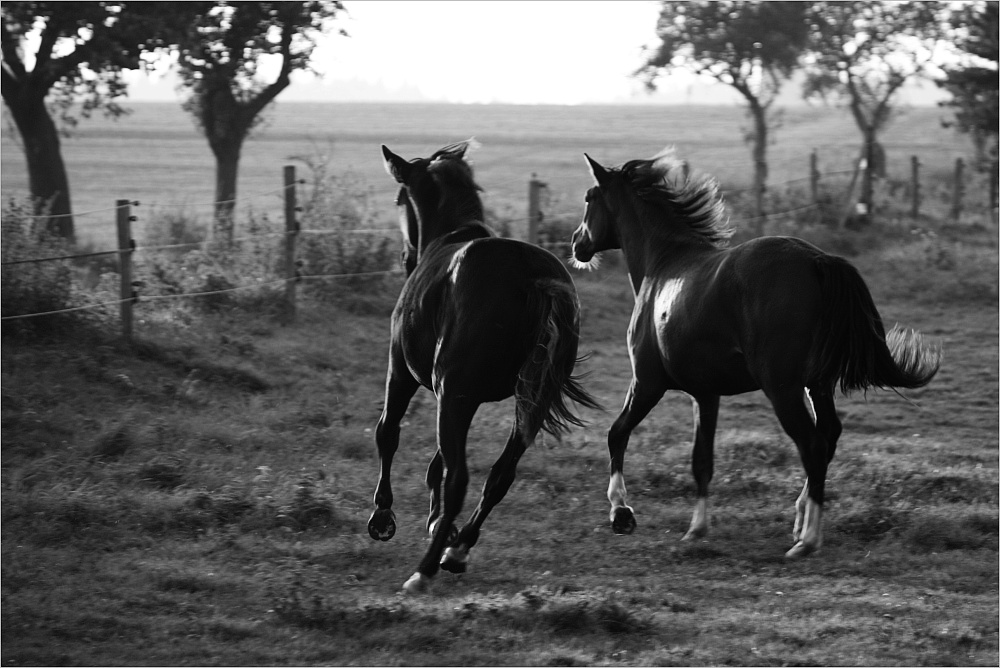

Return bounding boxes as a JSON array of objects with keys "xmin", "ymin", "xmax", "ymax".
[
  {"xmin": 429, "ymin": 152, "xmax": 485, "ymax": 224},
  {"xmin": 620, "ymin": 153, "xmax": 732, "ymax": 247}
]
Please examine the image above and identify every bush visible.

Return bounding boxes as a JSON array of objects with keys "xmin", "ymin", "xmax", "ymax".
[
  {"xmin": 291, "ymin": 147, "xmax": 399, "ymax": 303},
  {"xmin": 1, "ymin": 199, "xmax": 117, "ymax": 337},
  {"xmin": 135, "ymin": 209, "xmax": 287, "ymax": 319}
]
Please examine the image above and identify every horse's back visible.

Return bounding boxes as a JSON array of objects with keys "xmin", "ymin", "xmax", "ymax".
[{"xmin": 645, "ymin": 236, "xmax": 832, "ymax": 395}]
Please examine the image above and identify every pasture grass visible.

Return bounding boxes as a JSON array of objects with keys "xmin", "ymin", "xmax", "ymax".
[
  {"xmin": 4, "ymin": 213, "xmax": 998, "ymax": 665},
  {"xmin": 3, "ymin": 103, "xmax": 997, "ymax": 665}
]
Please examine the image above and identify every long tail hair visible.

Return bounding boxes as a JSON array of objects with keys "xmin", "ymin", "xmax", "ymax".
[
  {"xmin": 515, "ymin": 279, "xmax": 602, "ymax": 438},
  {"xmin": 809, "ymin": 255, "xmax": 941, "ymax": 393}
]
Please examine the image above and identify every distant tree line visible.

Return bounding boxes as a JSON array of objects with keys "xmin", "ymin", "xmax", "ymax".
[{"xmin": 636, "ymin": 1, "xmax": 998, "ymax": 224}]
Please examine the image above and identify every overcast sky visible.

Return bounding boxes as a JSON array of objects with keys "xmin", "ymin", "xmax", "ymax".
[
  {"xmin": 123, "ymin": 0, "xmax": 947, "ymax": 106},
  {"xmin": 126, "ymin": 1, "xmax": 724, "ymax": 105}
]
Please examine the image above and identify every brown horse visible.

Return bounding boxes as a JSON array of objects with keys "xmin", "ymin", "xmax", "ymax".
[
  {"xmin": 370, "ymin": 141, "xmax": 599, "ymax": 593},
  {"xmin": 570, "ymin": 150, "xmax": 940, "ymax": 557}
]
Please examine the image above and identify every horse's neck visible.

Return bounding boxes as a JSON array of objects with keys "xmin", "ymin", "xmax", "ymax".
[
  {"xmin": 619, "ymin": 209, "xmax": 710, "ymax": 295},
  {"xmin": 417, "ymin": 198, "xmax": 484, "ymax": 254}
]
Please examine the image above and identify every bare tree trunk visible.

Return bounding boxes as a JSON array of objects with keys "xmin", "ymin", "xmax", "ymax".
[
  {"xmin": 749, "ymin": 100, "xmax": 769, "ymax": 228},
  {"xmin": 211, "ymin": 139, "xmax": 242, "ymax": 246},
  {"xmin": 3, "ymin": 86, "xmax": 75, "ymax": 241}
]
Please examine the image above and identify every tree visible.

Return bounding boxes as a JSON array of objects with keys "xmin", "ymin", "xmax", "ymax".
[
  {"xmin": 636, "ymin": 1, "xmax": 810, "ymax": 222},
  {"xmin": 802, "ymin": 1, "xmax": 944, "ymax": 224},
  {"xmin": 937, "ymin": 2, "xmax": 998, "ymax": 171},
  {"xmin": 170, "ymin": 1, "xmax": 345, "ymax": 244},
  {"xmin": 1, "ymin": 2, "xmax": 161, "ymax": 241}
]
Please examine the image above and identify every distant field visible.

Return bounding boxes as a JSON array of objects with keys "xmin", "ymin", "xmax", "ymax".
[{"xmin": 0, "ymin": 102, "xmax": 979, "ymax": 246}]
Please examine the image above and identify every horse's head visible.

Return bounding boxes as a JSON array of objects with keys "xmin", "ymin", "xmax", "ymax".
[
  {"xmin": 382, "ymin": 140, "xmax": 483, "ymax": 264},
  {"xmin": 570, "ymin": 153, "xmax": 620, "ymax": 270}
]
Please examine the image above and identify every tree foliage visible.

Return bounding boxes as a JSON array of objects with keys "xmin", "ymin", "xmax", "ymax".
[
  {"xmin": 937, "ymin": 1, "xmax": 999, "ymax": 168},
  {"xmin": 803, "ymin": 1, "xmax": 944, "ymax": 133},
  {"xmin": 168, "ymin": 1, "xmax": 345, "ymax": 242},
  {"xmin": 802, "ymin": 1, "xmax": 944, "ymax": 223},
  {"xmin": 1, "ymin": 2, "xmax": 164, "ymax": 240},
  {"xmin": 636, "ymin": 1, "xmax": 810, "ymax": 220}
]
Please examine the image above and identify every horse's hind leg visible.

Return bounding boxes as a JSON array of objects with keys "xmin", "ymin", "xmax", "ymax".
[
  {"xmin": 403, "ymin": 394, "xmax": 477, "ymax": 594},
  {"xmin": 607, "ymin": 380, "xmax": 665, "ymax": 534},
  {"xmin": 368, "ymin": 366, "xmax": 419, "ymax": 542},
  {"xmin": 442, "ymin": 420, "xmax": 531, "ymax": 574},
  {"xmin": 793, "ymin": 389, "xmax": 841, "ymax": 542},
  {"xmin": 683, "ymin": 394, "xmax": 719, "ymax": 541},
  {"xmin": 768, "ymin": 388, "xmax": 831, "ymax": 558},
  {"xmin": 424, "ymin": 451, "xmax": 461, "ymax": 543}
]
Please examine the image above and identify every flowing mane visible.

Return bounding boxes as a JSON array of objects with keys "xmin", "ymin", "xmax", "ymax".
[
  {"xmin": 621, "ymin": 151, "xmax": 733, "ymax": 247},
  {"xmin": 428, "ymin": 148, "xmax": 485, "ymax": 224}
]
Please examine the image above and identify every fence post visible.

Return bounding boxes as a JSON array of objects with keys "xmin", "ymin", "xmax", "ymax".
[
  {"xmin": 115, "ymin": 199, "xmax": 134, "ymax": 343},
  {"xmin": 810, "ymin": 149, "xmax": 819, "ymax": 204},
  {"xmin": 283, "ymin": 165, "xmax": 299, "ymax": 323},
  {"xmin": 951, "ymin": 157, "xmax": 965, "ymax": 221},
  {"xmin": 910, "ymin": 155, "xmax": 921, "ymax": 219},
  {"xmin": 527, "ymin": 174, "xmax": 546, "ymax": 244}
]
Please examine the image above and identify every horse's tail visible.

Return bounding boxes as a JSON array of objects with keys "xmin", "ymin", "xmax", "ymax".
[
  {"xmin": 810, "ymin": 255, "xmax": 941, "ymax": 394},
  {"xmin": 516, "ymin": 278, "xmax": 602, "ymax": 439}
]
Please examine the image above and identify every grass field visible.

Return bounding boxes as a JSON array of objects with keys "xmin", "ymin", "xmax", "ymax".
[{"xmin": 2, "ymin": 102, "xmax": 998, "ymax": 666}]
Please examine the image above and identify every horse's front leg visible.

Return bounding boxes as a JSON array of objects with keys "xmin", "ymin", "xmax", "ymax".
[
  {"xmin": 402, "ymin": 394, "xmax": 477, "ymax": 594},
  {"xmin": 683, "ymin": 394, "xmax": 719, "ymax": 541},
  {"xmin": 607, "ymin": 379, "xmax": 664, "ymax": 534},
  {"xmin": 368, "ymin": 361, "xmax": 419, "ymax": 542}
]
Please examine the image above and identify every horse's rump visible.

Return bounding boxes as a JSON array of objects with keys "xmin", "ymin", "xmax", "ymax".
[{"xmin": 400, "ymin": 236, "xmax": 599, "ymax": 432}]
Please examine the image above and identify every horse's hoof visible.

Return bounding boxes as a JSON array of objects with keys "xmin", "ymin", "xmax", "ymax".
[
  {"xmin": 611, "ymin": 507, "xmax": 637, "ymax": 535},
  {"xmin": 681, "ymin": 526, "xmax": 708, "ymax": 541},
  {"xmin": 402, "ymin": 572, "xmax": 431, "ymax": 595},
  {"xmin": 367, "ymin": 508, "xmax": 396, "ymax": 541},
  {"xmin": 440, "ymin": 546, "xmax": 468, "ymax": 574},
  {"xmin": 785, "ymin": 541, "xmax": 818, "ymax": 559}
]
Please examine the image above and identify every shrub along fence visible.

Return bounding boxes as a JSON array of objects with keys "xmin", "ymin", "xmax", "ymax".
[{"xmin": 2, "ymin": 149, "xmax": 995, "ymax": 342}]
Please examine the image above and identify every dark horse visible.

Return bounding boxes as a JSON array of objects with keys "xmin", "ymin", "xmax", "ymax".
[
  {"xmin": 570, "ymin": 150, "xmax": 940, "ymax": 557},
  {"xmin": 371, "ymin": 141, "xmax": 599, "ymax": 593}
]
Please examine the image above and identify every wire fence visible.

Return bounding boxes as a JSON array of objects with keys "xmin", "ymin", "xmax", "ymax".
[{"xmin": 3, "ymin": 148, "xmax": 993, "ymax": 335}]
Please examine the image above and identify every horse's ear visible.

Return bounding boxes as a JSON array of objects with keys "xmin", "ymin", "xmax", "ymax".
[
  {"xmin": 382, "ymin": 145, "xmax": 410, "ymax": 184},
  {"xmin": 585, "ymin": 153, "xmax": 610, "ymax": 185}
]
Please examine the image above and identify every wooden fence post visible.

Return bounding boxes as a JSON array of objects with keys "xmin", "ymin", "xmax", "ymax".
[
  {"xmin": 910, "ymin": 156, "xmax": 921, "ymax": 219},
  {"xmin": 991, "ymin": 160, "xmax": 999, "ymax": 212},
  {"xmin": 283, "ymin": 165, "xmax": 299, "ymax": 323},
  {"xmin": 810, "ymin": 149, "xmax": 819, "ymax": 204},
  {"xmin": 951, "ymin": 157, "xmax": 965, "ymax": 221},
  {"xmin": 115, "ymin": 199, "xmax": 134, "ymax": 343},
  {"xmin": 527, "ymin": 174, "xmax": 546, "ymax": 244}
]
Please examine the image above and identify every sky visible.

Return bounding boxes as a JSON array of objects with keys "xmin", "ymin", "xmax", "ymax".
[
  {"xmin": 126, "ymin": 0, "xmax": 740, "ymax": 106},
  {"xmin": 123, "ymin": 0, "xmax": 948, "ymax": 106}
]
